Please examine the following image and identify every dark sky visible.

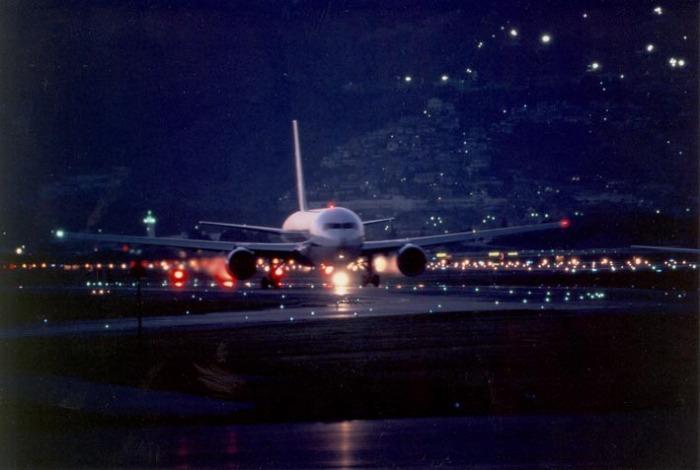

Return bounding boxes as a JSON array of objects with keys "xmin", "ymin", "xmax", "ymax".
[{"xmin": 0, "ymin": 0, "xmax": 697, "ymax": 241}]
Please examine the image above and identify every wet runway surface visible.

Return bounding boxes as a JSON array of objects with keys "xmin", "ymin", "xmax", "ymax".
[
  {"xmin": 1, "ymin": 281, "xmax": 693, "ymax": 338},
  {"xmin": 8, "ymin": 410, "xmax": 695, "ymax": 468},
  {"xmin": 1, "ymin": 279, "xmax": 697, "ymax": 468}
]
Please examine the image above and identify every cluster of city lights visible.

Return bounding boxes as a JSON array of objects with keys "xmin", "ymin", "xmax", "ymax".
[{"xmin": 398, "ymin": 4, "xmax": 688, "ymax": 87}]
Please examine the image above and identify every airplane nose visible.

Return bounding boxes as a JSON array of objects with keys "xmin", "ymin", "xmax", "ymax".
[{"xmin": 339, "ymin": 233, "xmax": 361, "ymax": 247}]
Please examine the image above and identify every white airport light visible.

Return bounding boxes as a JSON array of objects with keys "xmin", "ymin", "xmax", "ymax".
[
  {"xmin": 653, "ymin": 6, "xmax": 663, "ymax": 15},
  {"xmin": 404, "ymin": 75, "xmax": 412, "ymax": 82},
  {"xmin": 441, "ymin": 74, "xmax": 449, "ymax": 82},
  {"xmin": 540, "ymin": 34, "xmax": 551, "ymax": 44},
  {"xmin": 55, "ymin": 229, "xmax": 65, "ymax": 238},
  {"xmin": 509, "ymin": 28, "xmax": 518, "ymax": 37},
  {"xmin": 588, "ymin": 61, "xmax": 600, "ymax": 71},
  {"xmin": 646, "ymin": 43, "xmax": 655, "ymax": 53}
]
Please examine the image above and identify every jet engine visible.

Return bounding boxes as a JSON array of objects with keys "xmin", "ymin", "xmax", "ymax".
[
  {"xmin": 227, "ymin": 248, "xmax": 257, "ymax": 280},
  {"xmin": 397, "ymin": 244, "xmax": 427, "ymax": 277}
]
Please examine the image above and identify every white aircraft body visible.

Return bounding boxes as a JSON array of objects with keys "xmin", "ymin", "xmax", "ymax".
[{"xmin": 60, "ymin": 120, "xmax": 569, "ymax": 287}]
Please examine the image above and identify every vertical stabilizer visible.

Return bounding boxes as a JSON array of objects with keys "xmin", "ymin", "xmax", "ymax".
[{"xmin": 292, "ymin": 120, "xmax": 308, "ymax": 212}]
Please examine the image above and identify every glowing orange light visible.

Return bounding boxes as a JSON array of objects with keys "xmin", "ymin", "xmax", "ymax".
[
  {"xmin": 324, "ymin": 265, "xmax": 334, "ymax": 275},
  {"xmin": 373, "ymin": 255, "xmax": 387, "ymax": 273},
  {"xmin": 274, "ymin": 266, "xmax": 284, "ymax": 277},
  {"xmin": 328, "ymin": 202, "xmax": 335, "ymax": 208}
]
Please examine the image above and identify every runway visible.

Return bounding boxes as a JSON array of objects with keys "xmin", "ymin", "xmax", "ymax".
[
  {"xmin": 0, "ymin": 282, "xmax": 691, "ymax": 339},
  {"xmin": 2, "ymin": 280, "xmax": 696, "ymax": 468}
]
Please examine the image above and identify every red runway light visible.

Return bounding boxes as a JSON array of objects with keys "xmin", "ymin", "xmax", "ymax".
[
  {"xmin": 169, "ymin": 268, "xmax": 188, "ymax": 287},
  {"xmin": 559, "ymin": 217, "xmax": 571, "ymax": 229}
]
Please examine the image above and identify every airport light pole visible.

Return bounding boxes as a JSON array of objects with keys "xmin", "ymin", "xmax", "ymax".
[{"xmin": 130, "ymin": 261, "xmax": 147, "ymax": 337}]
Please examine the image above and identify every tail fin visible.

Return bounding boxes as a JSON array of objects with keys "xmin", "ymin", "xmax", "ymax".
[{"xmin": 292, "ymin": 120, "xmax": 308, "ymax": 212}]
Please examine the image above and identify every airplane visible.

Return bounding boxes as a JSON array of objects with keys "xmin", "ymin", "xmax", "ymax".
[
  {"xmin": 631, "ymin": 245, "xmax": 700, "ymax": 254},
  {"xmin": 57, "ymin": 120, "xmax": 570, "ymax": 288}
]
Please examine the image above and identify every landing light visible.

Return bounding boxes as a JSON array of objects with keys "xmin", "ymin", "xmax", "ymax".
[{"xmin": 331, "ymin": 271, "xmax": 350, "ymax": 288}]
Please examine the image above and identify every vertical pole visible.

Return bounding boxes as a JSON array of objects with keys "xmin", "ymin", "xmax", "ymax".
[{"xmin": 137, "ymin": 278, "xmax": 143, "ymax": 337}]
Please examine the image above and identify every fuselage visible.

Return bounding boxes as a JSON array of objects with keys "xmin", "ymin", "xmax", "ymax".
[{"xmin": 282, "ymin": 207, "xmax": 364, "ymax": 265}]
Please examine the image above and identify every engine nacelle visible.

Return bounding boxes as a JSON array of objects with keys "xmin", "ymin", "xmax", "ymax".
[
  {"xmin": 397, "ymin": 244, "xmax": 427, "ymax": 277},
  {"xmin": 227, "ymin": 248, "xmax": 257, "ymax": 280}
]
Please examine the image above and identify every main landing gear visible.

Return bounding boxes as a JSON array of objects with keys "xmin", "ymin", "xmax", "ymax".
[
  {"xmin": 362, "ymin": 256, "xmax": 381, "ymax": 287},
  {"xmin": 261, "ymin": 263, "xmax": 284, "ymax": 289},
  {"xmin": 363, "ymin": 273, "xmax": 380, "ymax": 287}
]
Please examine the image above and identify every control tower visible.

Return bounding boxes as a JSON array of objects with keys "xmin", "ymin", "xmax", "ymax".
[{"xmin": 143, "ymin": 210, "xmax": 156, "ymax": 237}]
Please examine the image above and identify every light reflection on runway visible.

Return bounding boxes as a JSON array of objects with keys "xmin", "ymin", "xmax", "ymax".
[{"xmin": 10, "ymin": 411, "xmax": 694, "ymax": 468}]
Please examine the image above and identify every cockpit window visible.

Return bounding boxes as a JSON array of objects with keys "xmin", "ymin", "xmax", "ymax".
[{"xmin": 324, "ymin": 222, "xmax": 357, "ymax": 230}]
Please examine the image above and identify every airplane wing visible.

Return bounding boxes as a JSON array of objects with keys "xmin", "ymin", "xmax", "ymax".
[
  {"xmin": 197, "ymin": 221, "xmax": 306, "ymax": 236},
  {"xmin": 631, "ymin": 245, "xmax": 700, "ymax": 254},
  {"xmin": 362, "ymin": 217, "xmax": 394, "ymax": 226},
  {"xmin": 361, "ymin": 220, "xmax": 569, "ymax": 254},
  {"xmin": 57, "ymin": 231, "xmax": 300, "ymax": 258}
]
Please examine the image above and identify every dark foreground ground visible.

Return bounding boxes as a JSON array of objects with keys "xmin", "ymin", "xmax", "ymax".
[{"xmin": 1, "ymin": 302, "xmax": 697, "ymax": 468}]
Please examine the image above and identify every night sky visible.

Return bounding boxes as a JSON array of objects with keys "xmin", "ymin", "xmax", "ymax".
[{"xmin": 0, "ymin": 0, "xmax": 697, "ymax": 244}]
